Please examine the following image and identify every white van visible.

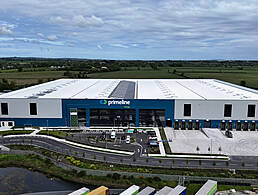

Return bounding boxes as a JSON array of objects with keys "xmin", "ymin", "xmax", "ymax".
[
  {"xmin": 111, "ymin": 131, "xmax": 116, "ymax": 139},
  {"xmin": 126, "ymin": 135, "xmax": 131, "ymax": 144}
]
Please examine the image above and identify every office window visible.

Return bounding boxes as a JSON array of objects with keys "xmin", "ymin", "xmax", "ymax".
[
  {"xmin": 224, "ymin": 104, "xmax": 232, "ymax": 117},
  {"xmin": 248, "ymin": 105, "xmax": 256, "ymax": 117},
  {"xmin": 30, "ymin": 103, "xmax": 37, "ymax": 115},
  {"xmin": 1, "ymin": 103, "xmax": 8, "ymax": 115},
  {"xmin": 184, "ymin": 104, "xmax": 191, "ymax": 117}
]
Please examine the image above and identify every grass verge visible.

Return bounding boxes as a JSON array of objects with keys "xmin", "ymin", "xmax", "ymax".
[
  {"xmin": 0, "ymin": 130, "xmax": 34, "ymax": 136},
  {"xmin": 159, "ymin": 127, "xmax": 172, "ymax": 154}
]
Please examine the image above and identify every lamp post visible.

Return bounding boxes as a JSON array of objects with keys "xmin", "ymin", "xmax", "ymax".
[
  {"xmin": 117, "ymin": 115, "xmax": 120, "ymax": 131},
  {"xmin": 47, "ymin": 120, "xmax": 49, "ymax": 136},
  {"xmin": 210, "ymin": 139, "xmax": 212, "ymax": 154}
]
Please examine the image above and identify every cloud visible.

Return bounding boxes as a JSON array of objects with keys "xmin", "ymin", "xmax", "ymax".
[
  {"xmin": 50, "ymin": 15, "xmax": 104, "ymax": 28},
  {"xmin": 97, "ymin": 45, "xmax": 102, "ymax": 49},
  {"xmin": 72, "ymin": 15, "xmax": 104, "ymax": 27},
  {"xmin": 110, "ymin": 43, "xmax": 129, "ymax": 48},
  {"xmin": 47, "ymin": 35, "xmax": 58, "ymax": 41},
  {"xmin": 37, "ymin": 33, "xmax": 44, "ymax": 38},
  {"xmin": 1, "ymin": 0, "xmax": 258, "ymax": 59},
  {"xmin": 50, "ymin": 16, "xmax": 68, "ymax": 24},
  {"xmin": 0, "ymin": 23, "xmax": 14, "ymax": 36},
  {"xmin": 37, "ymin": 33, "xmax": 58, "ymax": 41}
]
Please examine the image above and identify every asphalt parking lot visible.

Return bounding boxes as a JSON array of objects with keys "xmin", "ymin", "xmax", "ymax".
[{"xmin": 69, "ymin": 130, "xmax": 156, "ymax": 155}]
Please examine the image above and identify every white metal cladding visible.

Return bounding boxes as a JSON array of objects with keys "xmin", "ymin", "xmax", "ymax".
[
  {"xmin": 0, "ymin": 78, "xmax": 258, "ymax": 100},
  {"xmin": 175, "ymin": 100, "xmax": 258, "ymax": 120},
  {"xmin": 0, "ymin": 98, "xmax": 62, "ymax": 118}
]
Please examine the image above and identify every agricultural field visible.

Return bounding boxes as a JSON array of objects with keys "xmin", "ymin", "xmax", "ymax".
[
  {"xmin": 88, "ymin": 66, "xmax": 258, "ymax": 89},
  {"xmin": 0, "ymin": 59, "xmax": 258, "ymax": 90}
]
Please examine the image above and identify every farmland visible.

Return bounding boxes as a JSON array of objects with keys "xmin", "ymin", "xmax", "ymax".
[{"xmin": 0, "ymin": 58, "xmax": 257, "ymax": 90}]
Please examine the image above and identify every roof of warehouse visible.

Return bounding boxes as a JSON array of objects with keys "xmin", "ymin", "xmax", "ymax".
[{"xmin": 0, "ymin": 79, "xmax": 258, "ymax": 100}]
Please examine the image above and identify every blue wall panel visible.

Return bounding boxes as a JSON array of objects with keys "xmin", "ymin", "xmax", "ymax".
[{"xmin": 0, "ymin": 99, "xmax": 175, "ymax": 127}]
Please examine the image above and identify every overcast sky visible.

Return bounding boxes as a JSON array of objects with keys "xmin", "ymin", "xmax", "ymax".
[{"xmin": 0, "ymin": 0, "xmax": 258, "ymax": 60}]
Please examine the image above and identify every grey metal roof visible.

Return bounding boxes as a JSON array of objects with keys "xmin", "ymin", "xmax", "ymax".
[
  {"xmin": 155, "ymin": 186, "xmax": 173, "ymax": 195},
  {"xmin": 108, "ymin": 80, "xmax": 135, "ymax": 99},
  {"xmin": 195, "ymin": 180, "xmax": 217, "ymax": 195},
  {"xmin": 137, "ymin": 186, "xmax": 155, "ymax": 195},
  {"xmin": 168, "ymin": 185, "xmax": 186, "ymax": 195}
]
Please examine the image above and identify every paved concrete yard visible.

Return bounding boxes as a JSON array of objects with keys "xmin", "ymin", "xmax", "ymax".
[{"xmin": 165, "ymin": 127, "xmax": 258, "ymax": 156}]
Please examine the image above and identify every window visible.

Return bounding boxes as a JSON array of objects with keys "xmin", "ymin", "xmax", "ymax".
[
  {"xmin": 1, "ymin": 103, "xmax": 8, "ymax": 115},
  {"xmin": 184, "ymin": 104, "xmax": 191, "ymax": 117},
  {"xmin": 224, "ymin": 104, "xmax": 232, "ymax": 117},
  {"xmin": 248, "ymin": 105, "xmax": 256, "ymax": 117},
  {"xmin": 30, "ymin": 103, "xmax": 37, "ymax": 115},
  {"xmin": 8, "ymin": 122, "xmax": 13, "ymax": 126}
]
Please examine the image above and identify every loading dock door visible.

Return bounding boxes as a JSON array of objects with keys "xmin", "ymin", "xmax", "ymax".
[
  {"xmin": 221, "ymin": 121, "xmax": 226, "ymax": 130},
  {"xmin": 236, "ymin": 121, "xmax": 241, "ymax": 131},
  {"xmin": 228, "ymin": 121, "xmax": 233, "ymax": 130},
  {"xmin": 188, "ymin": 121, "xmax": 193, "ymax": 130},
  {"xmin": 204, "ymin": 120, "xmax": 211, "ymax": 128},
  {"xmin": 166, "ymin": 119, "xmax": 172, "ymax": 127}
]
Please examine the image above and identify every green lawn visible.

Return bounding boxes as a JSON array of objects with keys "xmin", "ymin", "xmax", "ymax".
[
  {"xmin": 0, "ymin": 130, "xmax": 34, "ymax": 136},
  {"xmin": 159, "ymin": 128, "xmax": 172, "ymax": 154},
  {"xmin": 37, "ymin": 130, "xmax": 68, "ymax": 139}
]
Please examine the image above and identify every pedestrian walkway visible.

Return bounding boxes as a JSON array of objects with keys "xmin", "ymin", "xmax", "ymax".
[
  {"xmin": 154, "ymin": 127, "xmax": 166, "ymax": 156},
  {"xmin": 30, "ymin": 129, "xmax": 41, "ymax": 136}
]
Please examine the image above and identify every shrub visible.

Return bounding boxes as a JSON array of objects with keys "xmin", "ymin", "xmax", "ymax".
[
  {"xmin": 89, "ymin": 164, "xmax": 96, "ymax": 170},
  {"xmin": 112, "ymin": 173, "xmax": 121, "ymax": 180},
  {"xmin": 77, "ymin": 170, "xmax": 86, "ymax": 177},
  {"xmin": 153, "ymin": 176, "xmax": 161, "ymax": 181}
]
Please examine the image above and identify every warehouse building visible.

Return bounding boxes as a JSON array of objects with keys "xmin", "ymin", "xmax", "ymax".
[{"xmin": 0, "ymin": 79, "xmax": 257, "ymax": 129}]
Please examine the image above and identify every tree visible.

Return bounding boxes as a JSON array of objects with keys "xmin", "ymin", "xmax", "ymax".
[
  {"xmin": 150, "ymin": 63, "xmax": 158, "ymax": 70},
  {"xmin": 240, "ymin": 80, "xmax": 246, "ymax": 87},
  {"xmin": 18, "ymin": 67, "xmax": 23, "ymax": 72},
  {"xmin": 241, "ymin": 162, "xmax": 245, "ymax": 167}
]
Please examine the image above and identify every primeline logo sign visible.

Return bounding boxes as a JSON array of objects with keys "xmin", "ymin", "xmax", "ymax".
[
  {"xmin": 99, "ymin": 99, "xmax": 130, "ymax": 106},
  {"xmin": 99, "ymin": 99, "xmax": 107, "ymax": 105}
]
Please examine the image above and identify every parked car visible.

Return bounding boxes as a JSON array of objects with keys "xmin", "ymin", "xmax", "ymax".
[
  {"xmin": 111, "ymin": 131, "xmax": 116, "ymax": 139},
  {"xmin": 121, "ymin": 135, "xmax": 126, "ymax": 140},
  {"xmin": 225, "ymin": 130, "xmax": 233, "ymax": 138},
  {"xmin": 126, "ymin": 135, "xmax": 131, "ymax": 144}
]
